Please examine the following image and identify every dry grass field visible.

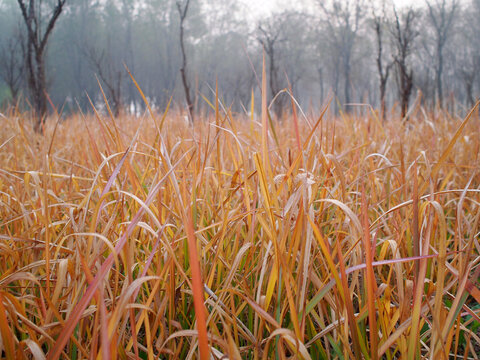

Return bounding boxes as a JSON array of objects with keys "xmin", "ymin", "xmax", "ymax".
[{"xmin": 0, "ymin": 96, "xmax": 479, "ymax": 359}]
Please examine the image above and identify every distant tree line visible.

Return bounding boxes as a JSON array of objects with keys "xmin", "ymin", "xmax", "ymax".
[{"xmin": 0, "ymin": 0, "xmax": 478, "ymax": 128}]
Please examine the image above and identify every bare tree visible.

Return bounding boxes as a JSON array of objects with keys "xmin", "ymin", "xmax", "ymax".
[
  {"xmin": 317, "ymin": 0, "xmax": 365, "ymax": 112},
  {"xmin": 86, "ymin": 46, "xmax": 124, "ymax": 117},
  {"xmin": 390, "ymin": 7, "xmax": 418, "ymax": 119},
  {"xmin": 176, "ymin": 0, "xmax": 194, "ymax": 122},
  {"xmin": 121, "ymin": 0, "xmax": 136, "ymax": 113},
  {"xmin": 372, "ymin": 6, "xmax": 393, "ymax": 121},
  {"xmin": 425, "ymin": 0, "xmax": 459, "ymax": 108},
  {"xmin": 459, "ymin": 56, "xmax": 479, "ymax": 107},
  {"xmin": 256, "ymin": 11, "xmax": 307, "ymax": 119},
  {"xmin": 0, "ymin": 26, "xmax": 25, "ymax": 105},
  {"xmin": 256, "ymin": 17, "xmax": 283, "ymax": 119},
  {"xmin": 16, "ymin": 0, "xmax": 67, "ymax": 132},
  {"xmin": 457, "ymin": 1, "xmax": 480, "ymax": 107}
]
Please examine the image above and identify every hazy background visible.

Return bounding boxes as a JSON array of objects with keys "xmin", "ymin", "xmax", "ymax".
[{"xmin": 0, "ymin": 0, "xmax": 477, "ymax": 119}]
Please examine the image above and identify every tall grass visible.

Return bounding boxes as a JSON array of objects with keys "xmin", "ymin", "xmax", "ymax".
[{"xmin": 0, "ymin": 98, "xmax": 479, "ymax": 359}]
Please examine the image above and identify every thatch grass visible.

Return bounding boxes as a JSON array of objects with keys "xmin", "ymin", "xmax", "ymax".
[{"xmin": 0, "ymin": 98, "xmax": 479, "ymax": 359}]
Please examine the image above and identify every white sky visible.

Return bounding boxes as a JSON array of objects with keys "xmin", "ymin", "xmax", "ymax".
[{"xmin": 240, "ymin": 0, "xmax": 421, "ymax": 22}]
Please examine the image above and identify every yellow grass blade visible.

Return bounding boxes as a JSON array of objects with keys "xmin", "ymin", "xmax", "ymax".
[
  {"xmin": 419, "ymin": 100, "xmax": 479, "ymax": 195},
  {"xmin": 183, "ymin": 180, "xmax": 210, "ymax": 360}
]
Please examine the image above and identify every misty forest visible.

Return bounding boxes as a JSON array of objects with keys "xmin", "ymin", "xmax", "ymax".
[
  {"xmin": 1, "ymin": 0, "xmax": 479, "ymax": 121},
  {"xmin": 0, "ymin": 1, "xmax": 479, "ymax": 359}
]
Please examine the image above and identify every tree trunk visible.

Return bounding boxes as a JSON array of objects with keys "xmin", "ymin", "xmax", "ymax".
[
  {"xmin": 344, "ymin": 52, "xmax": 352, "ymax": 112},
  {"xmin": 333, "ymin": 61, "xmax": 340, "ymax": 115},
  {"xmin": 26, "ymin": 45, "xmax": 48, "ymax": 132},
  {"xmin": 35, "ymin": 53, "xmax": 47, "ymax": 131},
  {"xmin": 267, "ymin": 45, "xmax": 282, "ymax": 119},
  {"xmin": 17, "ymin": 0, "xmax": 66, "ymax": 133},
  {"xmin": 380, "ymin": 79, "xmax": 387, "ymax": 122},
  {"xmin": 463, "ymin": 72, "xmax": 475, "ymax": 107},
  {"xmin": 401, "ymin": 69, "xmax": 413, "ymax": 119},
  {"xmin": 436, "ymin": 44, "xmax": 444, "ymax": 108},
  {"xmin": 344, "ymin": 70, "xmax": 351, "ymax": 111},
  {"xmin": 177, "ymin": 0, "xmax": 194, "ymax": 123},
  {"xmin": 318, "ymin": 67, "xmax": 324, "ymax": 105}
]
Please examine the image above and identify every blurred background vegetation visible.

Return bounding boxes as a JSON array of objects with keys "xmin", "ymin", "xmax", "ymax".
[{"xmin": 0, "ymin": 0, "xmax": 477, "ymax": 119}]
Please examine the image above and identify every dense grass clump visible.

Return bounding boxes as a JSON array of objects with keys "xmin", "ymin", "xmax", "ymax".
[{"xmin": 0, "ymin": 103, "xmax": 479, "ymax": 359}]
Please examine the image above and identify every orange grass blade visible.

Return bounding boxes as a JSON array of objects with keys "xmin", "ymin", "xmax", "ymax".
[
  {"xmin": 361, "ymin": 188, "xmax": 378, "ymax": 360},
  {"xmin": 429, "ymin": 201, "xmax": 447, "ymax": 357},
  {"xmin": 183, "ymin": 192, "xmax": 210, "ymax": 360},
  {"xmin": 412, "ymin": 161, "xmax": 420, "ymax": 276},
  {"xmin": 407, "ymin": 208, "xmax": 431, "ymax": 360},
  {"xmin": 335, "ymin": 240, "xmax": 365, "ymax": 358},
  {"xmin": 0, "ymin": 293, "xmax": 15, "ymax": 360}
]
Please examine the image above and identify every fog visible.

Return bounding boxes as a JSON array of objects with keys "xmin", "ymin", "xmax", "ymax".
[{"xmin": 0, "ymin": 0, "xmax": 478, "ymax": 121}]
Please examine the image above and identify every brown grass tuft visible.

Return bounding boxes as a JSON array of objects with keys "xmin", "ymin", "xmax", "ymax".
[{"xmin": 0, "ymin": 103, "xmax": 479, "ymax": 359}]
